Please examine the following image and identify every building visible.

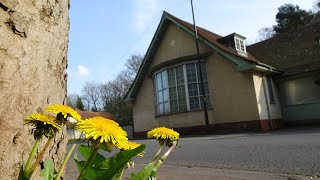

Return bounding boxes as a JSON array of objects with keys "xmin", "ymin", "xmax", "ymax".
[
  {"xmin": 125, "ymin": 12, "xmax": 284, "ymax": 137},
  {"xmin": 248, "ymin": 22, "xmax": 320, "ymax": 124}
]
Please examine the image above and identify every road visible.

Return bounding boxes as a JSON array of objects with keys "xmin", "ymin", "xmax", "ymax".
[{"xmin": 65, "ymin": 126, "xmax": 320, "ymax": 179}]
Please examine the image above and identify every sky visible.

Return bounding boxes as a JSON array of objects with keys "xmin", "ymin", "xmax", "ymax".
[{"xmin": 67, "ymin": 0, "xmax": 315, "ymax": 95}]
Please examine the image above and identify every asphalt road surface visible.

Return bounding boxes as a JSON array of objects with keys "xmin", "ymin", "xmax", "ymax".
[{"xmin": 66, "ymin": 126, "xmax": 320, "ymax": 178}]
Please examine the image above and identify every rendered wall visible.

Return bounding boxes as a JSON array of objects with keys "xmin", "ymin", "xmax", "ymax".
[
  {"xmin": 207, "ymin": 53, "xmax": 260, "ymax": 124},
  {"xmin": 252, "ymin": 74, "xmax": 282, "ymax": 120},
  {"xmin": 133, "ymin": 23, "xmax": 211, "ymax": 132}
]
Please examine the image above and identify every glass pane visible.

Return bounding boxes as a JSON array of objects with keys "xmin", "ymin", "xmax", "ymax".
[
  {"xmin": 189, "ymin": 97, "xmax": 200, "ymax": 110},
  {"xmin": 156, "ymin": 73, "xmax": 162, "ymax": 91},
  {"xmin": 162, "ymin": 71, "xmax": 168, "ymax": 89},
  {"xmin": 267, "ymin": 76, "xmax": 275, "ymax": 103},
  {"xmin": 188, "ymin": 83, "xmax": 199, "ymax": 96},
  {"xmin": 170, "ymin": 100, "xmax": 178, "ymax": 112},
  {"xmin": 168, "ymin": 68, "xmax": 176, "ymax": 87},
  {"xmin": 176, "ymin": 65, "xmax": 184, "ymax": 85},
  {"xmin": 159, "ymin": 103, "xmax": 164, "ymax": 114},
  {"xmin": 178, "ymin": 98, "xmax": 187, "ymax": 111},
  {"xmin": 197, "ymin": 63, "xmax": 208, "ymax": 81},
  {"xmin": 177, "ymin": 84, "xmax": 185, "ymax": 96},
  {"xmin": 158, "ymin": 91, "xmax": 163, "ymax": 103},
  {"xmin": 163, "ymin": 89, "xmax": 169, "ymax": 102},
  {"xmin": 186, "ymin": 63, "xmax": 197, "ymax": 83},
  {"xmin": 164, "ymin": 102, "xmax": 169, "ymax": 113},
  {"xmin": 199, "ymin": 82, "xmax": 209, "ymax": 95},
  {"xmin": 169, "ymin": 87, "xmax": 177, "ymax": 100}
]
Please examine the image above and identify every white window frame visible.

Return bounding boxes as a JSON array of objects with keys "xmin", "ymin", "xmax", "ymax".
[
  {"xmin": 154, "ymin": 70, "xmax": 169, "ymax": 115},
  {"xmin": 266, "ymin": 76, "xmax": 276, "ymax": 104},
  {"xmin": 234, "ymin": 37, "xmax": 246, "ymax": 53},
  {"xmin": 153, "ymin": 61, "xmax": 210, "ymax": 116}
]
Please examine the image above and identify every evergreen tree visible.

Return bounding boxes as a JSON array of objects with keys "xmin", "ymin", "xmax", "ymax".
[
  {"xmin": 76, "ymin": 96, "xmax": 85, "ymax": 111},
  {"xmin": 273, "ymin": 4, "xmax": 313, "ymax": 34}
]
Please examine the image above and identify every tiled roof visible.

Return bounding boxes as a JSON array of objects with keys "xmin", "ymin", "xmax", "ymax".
[
  {"xmin": 167, "ymin": 12, "xmax": 260, "ymax": 63},
  {"xmin": 77, "ymin": 110, "xmax": 113, "ymax": 120},
  {"xmin": 124, "ymin": 11, "xmax": 275, "ymax": 102},
  {"xmin": 248, "ymin": 22, "xmax": 320, "ymax": 74}
]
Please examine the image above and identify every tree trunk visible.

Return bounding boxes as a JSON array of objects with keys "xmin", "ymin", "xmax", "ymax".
[{"xmin": 0, "ymin": 0, "xmax": 69, "ymax": 179}]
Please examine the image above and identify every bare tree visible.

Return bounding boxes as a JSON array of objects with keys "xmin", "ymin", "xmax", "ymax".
[
  {"xmin": 98, "ymin": 54, "xmax": 143, "ymax": 125},
  {"xmin": 82, "ymin": 81, "xmax": 101, "ymax": 111},
  {"xmin": 313, "ymin": 0, "xmax": 320, "ymax": 12},
  {"xmin": 125, "ymin": 54, "xmax": 143, "ymax": 81},
  {"xmin": 81, "ymin": 96, "xmax": 91, "ymax": 111},
  {"xmin": 66, "ymin": 94, "xmax": 79, "ymax": 108},
  {"xmin": 256, "ymin": 27, "xmax": 275, "ymax": 42}
]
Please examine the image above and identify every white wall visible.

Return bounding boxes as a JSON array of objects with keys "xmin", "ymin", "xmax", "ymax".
[
  {"xmin": 67, "ymin": 129, "xmax": 83, "ymax": 139},
  {"xmin": 253, "ymin": 74, "xmax": 282, "ymax": 120}
]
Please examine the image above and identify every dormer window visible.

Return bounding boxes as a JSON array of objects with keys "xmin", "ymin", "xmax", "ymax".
[
  {"xmin": 235, "ymin": 37, "xmax": 246, "ymax": 52},
  {"xmin": 217, "ymin": 33, "xmax": 248, "ymax": 57}
]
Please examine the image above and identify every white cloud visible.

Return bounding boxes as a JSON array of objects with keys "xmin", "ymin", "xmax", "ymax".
[
  {"xmin": 77, "ymin": 65, "xmax": 89, "ymax": 77},
  {"xmin": 133, "ymin": 0, "xmax": 159, "ymax": 32}
]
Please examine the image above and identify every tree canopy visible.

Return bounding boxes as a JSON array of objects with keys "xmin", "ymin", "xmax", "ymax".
[
  {"xmin": 273, "ymin": 4, "xmax": 313, "ymax": 34},
  {"xmin": 70, "ymin": 54, "xmax": 143, "ymax": 125},
  {"xmin": 76, "ymin": 96, "xmax": 85, "ymax": 111}
]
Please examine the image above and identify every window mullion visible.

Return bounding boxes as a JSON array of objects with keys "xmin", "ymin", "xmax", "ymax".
[
  {"xmin": 174, "ymin": 67, "xmax": 179, "ymax": 111},
  {"xmin": 183, "ymin": 64, "xmax": 190, "ymax": 111},
  {"xmin": 166, "ymin": 70, "xmax": 170, "ymax": 113},
  {"xmin": 154, "ymin": 77, "xmax": 159, "ymax": 115},
  {"xmin": 194, "ymin": 63, "xmax": 201, "ymax": 109}
]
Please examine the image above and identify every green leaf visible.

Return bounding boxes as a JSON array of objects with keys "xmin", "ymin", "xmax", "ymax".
[
  {"xmin": 73, "ymin": 150, "xmax": 106, "ymax": 180},
  {"xmin": 18, "ymin": 166, "xmax": 29, "ymax": 180},
  {"xmin": 78, "ymin": 145, "xmax": 106, "ymax": 165},
  {"xmin": 99, "ymin": 143, "xmax": 113, "ymax": 153},
  {"xmin": 40, "ymin": 160, "xmax": 55, "ymax": 180},
  {"xmin": 73, "ymin": 153, "xmax": 85, "ymax": 172},
  {"xmin": 94, "ymin": 144, "xmax": 146, "ymax": 180},
  {"xmin": 130, "ymin": 163, "xmax": 154, "ymax": 180}
]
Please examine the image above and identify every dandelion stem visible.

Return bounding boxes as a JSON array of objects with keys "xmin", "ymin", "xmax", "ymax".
[
  {"xmin": 28, "ymin": 137, "xmax": 54, "ymax": 178},
  {"xmin": 25, "ymin": 138, "xmax": 40, "ymax": 174},
  {"xmin": 55, "ymin": 143, "xmax": 76, "ymax": 180},
  {"xmin": 118, "ymin": 167, "xmax": 125, "ymax": 180},
  {"xmin": 77, "ymin": 141, "xmax": 100, "ymax": 180},
  {"xmin": 151, "ymin": 141, "xmax": 177, "ymax": 177},
  {"xmin": 151, "ymin": 143, "xmax": 163, "ymax": 162}
]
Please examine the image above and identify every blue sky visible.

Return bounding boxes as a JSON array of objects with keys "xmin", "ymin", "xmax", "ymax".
[{"xmin": 67, "ymin": 0, "xmax": 315, "ymax": 95}]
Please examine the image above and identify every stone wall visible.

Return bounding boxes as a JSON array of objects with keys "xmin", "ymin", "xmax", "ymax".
[{"xmin": 0, "ymin": 0, "xmax": 69, "ymax": 179}]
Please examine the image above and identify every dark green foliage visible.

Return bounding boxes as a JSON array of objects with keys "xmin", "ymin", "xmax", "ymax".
[
  {"xmin": 18, "ymin": 166, "xmax": 29, "ymax": 180},
  {"xmin": 273, "ymin": 4, "xmax": 313, "ymax": 33},
  {"xmin": 25, "ymin": 122, "xmax": 59, "ymax": 140},
  {"xmin": 104, "ymin": 97, "xmax": 133, "ymax": 126},
  {"xmin": 76, "ymin": 96, "xmax": 85, "ymax": 111},
  {"xmin": 74, "ymin": 144, "xmax": 146, "ymax": 180},
  {"xmin": 94, "ymin": 145, "xmax": 145, "ymax": 179},
  {"xmin": 40, "ymin": 160, "xmax": 55, "ymax": 180},
  {"xmin": 130, "ymin": 163, "xmax": 154, "ymax": 180}
]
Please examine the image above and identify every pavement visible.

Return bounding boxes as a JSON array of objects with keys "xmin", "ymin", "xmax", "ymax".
[
  {"xmin": 66, "ymin": 163, "xmax": 315, "ymax": 180},
  {"xmin": 65, "ymin": 126, "xmax": 320, "ymax": 179}
]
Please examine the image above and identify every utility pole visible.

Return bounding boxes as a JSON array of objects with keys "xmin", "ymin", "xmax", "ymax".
[{"xmin": 190, "ymin": 0, "xmax": 209, "ymax": 126}]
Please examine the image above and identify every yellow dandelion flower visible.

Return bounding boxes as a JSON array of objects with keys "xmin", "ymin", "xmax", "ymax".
[
  {"xmin": 117, "ymin": 141, "xmax": 141, "ymax": 151},
  {"xmin": 76, "ymin": 117, "xmax": 128, "ymax": 146},
  {"xmin": 117, "ymin": 141, "xmax": 144, "ymax": 156},
  {"xmin": 45, "ymin": 104, "xmax": 81, "ymax": 121},
  {"xmin": 25, "ymin": 113, "xmax": 61, "ymax": 130},
  {"xmin": 147, "ymin": 127, "xmax": 179, "ymax": 142}
]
